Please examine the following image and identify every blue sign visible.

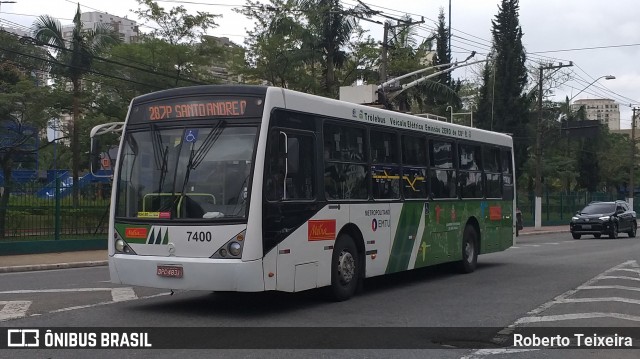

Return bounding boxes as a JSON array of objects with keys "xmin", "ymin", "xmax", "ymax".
[{"xmin": 184, "ymin": 129, "xmax": 199, "ymax": 143}]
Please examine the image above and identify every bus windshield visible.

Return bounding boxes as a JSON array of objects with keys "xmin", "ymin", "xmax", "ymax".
[{"xmin": 115, "ymin": 123, "xmax": 257, "ymax": 221}]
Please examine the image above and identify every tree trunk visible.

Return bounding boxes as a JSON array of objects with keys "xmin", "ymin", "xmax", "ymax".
[
  {"xmin": 72, "ymin": 78, "xmax": 81, "ymax": 208},
  {"xmin": 325, "ymin": 48, "xmax": 335, "ymax": 96},
  {"xmin": 0, "ymin": 162, "xmax": 13, "ymax": 239}
]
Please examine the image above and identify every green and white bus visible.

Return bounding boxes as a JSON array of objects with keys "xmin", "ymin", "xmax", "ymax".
[{"xmin": 92, "ymin": 85, "xmax": 515, "ymax": 301}]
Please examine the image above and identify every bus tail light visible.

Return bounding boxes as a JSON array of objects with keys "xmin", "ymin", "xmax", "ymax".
[{"xmin": 211, "ymin": 230, "xmax": 246, "ymax": 259}]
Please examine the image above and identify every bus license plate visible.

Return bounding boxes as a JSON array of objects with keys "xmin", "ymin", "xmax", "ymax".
[
  {"xmin": 157, "ymin": 265, "xmax": 183, "ymax": 278},
  {"xmin": 581, "ymin": 225, "xmax": 591, "ymax": 229}
]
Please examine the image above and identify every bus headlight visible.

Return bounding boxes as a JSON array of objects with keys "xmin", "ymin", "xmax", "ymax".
[
  {"xmin": 114, "ymin": 235, "xmax": 136, "ymax": 255},
  {"xmin": 211, "ymin": 230, "xmax": 246, "ymax": 259},
  {"xmin": 115, "ymin": 239, "xmax": 125, "ymax": 252},
  {"xmin": 229, "ymin": 242, "xmax": 242, "ymax": 256}
]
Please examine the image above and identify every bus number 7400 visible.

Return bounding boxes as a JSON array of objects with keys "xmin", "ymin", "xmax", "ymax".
[{"xmin": 187, "ymin": 231, "xmax": 212, "ymax": 242}]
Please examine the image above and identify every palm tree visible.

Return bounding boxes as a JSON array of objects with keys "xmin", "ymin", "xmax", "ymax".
[
  {"xmin": 32, "ymin": 4, "xmax": 119, "ymax": 206},
  {"xmin": 298, "ymin": 0, "xmax": 359, "ymax": 97}
]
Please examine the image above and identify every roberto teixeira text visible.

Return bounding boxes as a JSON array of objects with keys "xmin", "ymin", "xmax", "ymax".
[{"xmin": 513, "ymin": 333, "xmax": 634, "ymax": 348}]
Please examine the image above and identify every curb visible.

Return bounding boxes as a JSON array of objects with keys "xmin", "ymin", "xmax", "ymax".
[
  {"xmin": 0, "ymin": 260, "xmax": 108, "ymax": 274},
  {"xmin": 519, "ymin": 230, "xmax": 569, "ymax": 236}
]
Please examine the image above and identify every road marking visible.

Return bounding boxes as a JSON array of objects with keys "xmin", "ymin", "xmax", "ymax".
[
  {"xmin": 0, "ymin": 288, "xmax": 113, "ymax": 294},
  {"xmin": 0, "ymin": 287, "xmax": 141, "ymax": 299},
  {"xmin": 578, "ymin": 285, "xmax": 640, "ymax": 292},
  {"xmin": 611, "ymin": 268, "xmax": 640, "ymax": 274},
  {"xmin": 597, "ymin": 275, "xmax": 640, "ymax": 282},
  {"xmin": 50, "ymin": 292, "xmax": 171, "ymax": 314},
  {"xmin": 548, "ymin": 242, "xmax": 560, "ymax": 245},
  {"xmin": 515, "ymin": 312, "xmax": 640, "ymax": 324},
  {"xmin": 111, "ymin": 287, "xmax": 138, "ymax": 302},
  {"xmin": 555, "ymin": 297, "xmax": 640, "ymax": 305},
  {"xmin": 0, "ymin": 301, "xmax": 31, "ymax": 321},
  {"xmin": 522, "ymin": 244, "xmax": 540, "ymax": 247},
  {"xmin": 460, "ymin": 348, "xmax": 539, "ymax": 359},
  {"xmin": 465, "ymin": 260, "xmax": 640, "ymax": 358}
]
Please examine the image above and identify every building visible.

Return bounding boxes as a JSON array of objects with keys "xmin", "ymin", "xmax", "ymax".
[
  {"xmin": 200, "ymin": 36, "xmax": 245, "ymax": 84},
  {"xmin": 571, "ymin": 99, "xmax": 621, "ymax": 130},
  {"xmin": 62, "ymin": 11, "xmax": 139, "ymax": 44}
]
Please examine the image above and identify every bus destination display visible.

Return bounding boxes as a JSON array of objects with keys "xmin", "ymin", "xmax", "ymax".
[{"xmin": 131, "ymin": 96, "xmax": 264, "ymax": 122}]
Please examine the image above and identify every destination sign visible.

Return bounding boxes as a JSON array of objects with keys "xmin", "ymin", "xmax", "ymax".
[{"xmin": 130, "ymin": 96, "xmax": 264, "ymax": 122}]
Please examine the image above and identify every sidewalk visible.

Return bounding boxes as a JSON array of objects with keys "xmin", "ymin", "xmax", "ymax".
[
  {"xmin": 519, "ymin": 225, "xmax": 569, "ymax": 236},
  {"xmin": 0, "ymin": 226, "xmax": 568, "ymax": 273},
  {"xmin": 0, "ymin": 250, "xmax": 108, "ymax": 273}
]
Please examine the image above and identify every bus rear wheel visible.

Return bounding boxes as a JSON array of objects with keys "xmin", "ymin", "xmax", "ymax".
[
  {"xmin": 457, "ymin": 225, "xmax": 478, "ymax": 273},
  {"xmin": 330, "ymin": 234, "xmax": 360, "ymax": 301}
]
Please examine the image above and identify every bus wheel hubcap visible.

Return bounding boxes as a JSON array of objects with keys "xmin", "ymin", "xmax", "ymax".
[
  {"xmin": 465, "ymin": 242, "xmax": 474, "ymax": 263},
  {"xmin": 338, "ymin": 251, "xmax": 355, "ymax": 284}
]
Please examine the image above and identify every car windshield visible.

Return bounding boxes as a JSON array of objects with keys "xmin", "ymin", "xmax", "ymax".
[
  {"xmin": 115, "ymin": 123, "xmax": 257, "ymax": 220},
  {"xmin": 580, "ymin": 203, "xmax": 615, "ymax": 215}
]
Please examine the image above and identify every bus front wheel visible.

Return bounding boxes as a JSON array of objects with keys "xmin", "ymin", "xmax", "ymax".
[
  {"xmin": 457, "ymin": 225, "xmax": 478, "ymax": 274},
  {"xmin": 330, "ymin": 234, "xmax": 360, "ymax": 301}
]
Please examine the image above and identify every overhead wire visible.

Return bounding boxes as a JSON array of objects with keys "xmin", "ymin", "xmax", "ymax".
[{"xmin": 5, "ymin": 0, "xmax": 638, "ymax": 107}]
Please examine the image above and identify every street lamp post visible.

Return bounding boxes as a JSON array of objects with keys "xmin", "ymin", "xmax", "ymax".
[
  {"xmin": 631, "ymin": 107, "xmax": 638, "ymax": 209},
  {"xmin": 534, "ymin": 73, "xmax": 614, "ymax": 228},
  {"xmin": 569, "ymin": 75, "xmax": 616, "ymax": 103}
]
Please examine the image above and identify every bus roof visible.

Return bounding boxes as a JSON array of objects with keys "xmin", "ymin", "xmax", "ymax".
[
  {"xmin": 276, "ymin": 87, "xmax": 513, "ymax": 148},
  {"xmin": 129, "ymin": 85, "xmax": 512, "ymax": 148}
]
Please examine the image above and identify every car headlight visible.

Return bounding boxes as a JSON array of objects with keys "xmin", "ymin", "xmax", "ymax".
[
  {"xmin": 571, "ymin": 216, "xmax": 579, "ymax": 221},
  {"xmin": 599, "ymin": 216, "xmax": 611, "ymax": 221}
]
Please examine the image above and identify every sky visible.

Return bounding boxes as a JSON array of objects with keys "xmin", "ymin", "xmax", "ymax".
[{"xmin": 2, "ymin": 0, "xmax": 639, "ymax": 128}]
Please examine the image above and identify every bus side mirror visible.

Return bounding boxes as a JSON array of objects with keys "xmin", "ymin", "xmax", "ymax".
[{"xmin": 90, "ymin": 122, "xmax": 124, "ymax": 178}]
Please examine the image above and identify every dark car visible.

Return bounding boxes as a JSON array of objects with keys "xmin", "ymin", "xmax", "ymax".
[{"xmin": 570, "ymin": 200, "xmax": 637, "ymax": 239}]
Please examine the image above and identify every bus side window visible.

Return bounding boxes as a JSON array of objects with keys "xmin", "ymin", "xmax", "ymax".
[
  {"xmin": 265, "ymin": 130, "xmax": 315, "ymax": 201},
  {"xmin": 265, "ymin": 131, "xmax": 285, "ymax": 201},
  {"xmin": 501, "ymin": 150, "xmax": 514, "ymax": 201}
]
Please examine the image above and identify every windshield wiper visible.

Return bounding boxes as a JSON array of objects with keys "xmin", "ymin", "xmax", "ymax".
[
  {"xmin": 177, "ymin": 122, "xmax": 226, "ymax": 216},
  {"xmin": 150, "ymin": 125, "xmax": 170, "ymax": 194}
]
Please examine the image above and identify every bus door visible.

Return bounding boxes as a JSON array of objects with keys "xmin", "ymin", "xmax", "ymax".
[{"xmin": 263, "ymin": 127, "xmax": 323, "ymax": 289}]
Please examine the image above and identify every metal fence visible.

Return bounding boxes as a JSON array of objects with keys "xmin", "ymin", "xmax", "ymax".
[
  {"xmin": 0, "ymin": 181, "xmax": 111, "ymax": 242},
  {"xmin": 517, "ymin": 192, "xmax": 639, "ymax": 226},
  {"xmin": 1, "ymin": 182, "xmax": 637, "ymax": 240}
]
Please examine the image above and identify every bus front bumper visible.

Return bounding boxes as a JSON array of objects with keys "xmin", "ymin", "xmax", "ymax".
[{"xmin": 109, "ymin": 254, "xmax": 265, "ymax": 292}]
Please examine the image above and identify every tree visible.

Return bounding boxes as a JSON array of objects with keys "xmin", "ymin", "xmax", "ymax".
[
  {"xmin": 433, "ymin": 8, "xmax": 452, "ymax": 90},
  {"xmin": 237, "ymin": 0, "xmax": 314, "ymax": 89},
  {"xmin": 297, "ymin": 0, "xmax": 375, "ymax": 97},
  {"xmin": 0, "ymin": 61, "xmax": 52, "ymax": 238},
  {"xmin": 475, "ymin": 0, "xmax": 529, "ymax": 174},
  {"xmin": 428, "ymin": 8, "xmax": 462, "ymax": 116},
  {"xmin": 134, "ymin": 0, "xmax": 221, "ymax": 85},
  {"xmin": 33, "ymin": 4, "xmax": 120, "ymax": 207}
]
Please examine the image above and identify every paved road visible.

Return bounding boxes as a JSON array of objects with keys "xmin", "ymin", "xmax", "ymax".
[{"xmin": 1, "ymin": 232, "xmax": 639, "ymax": 358}]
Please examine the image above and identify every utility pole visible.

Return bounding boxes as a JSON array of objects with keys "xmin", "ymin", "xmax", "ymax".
[
  {"xmin": 380, "ymin": 21, "xmax": 389, "ymax": 84},
  {"xmin": 379, "ymin": 16, "xmax": 425, "ymax": 85},
  {"xmin": 535, "ymin": 62, "xmax": 573, "ymax": 228},
  {"xmin": 631, "ymin": 108, "xmax": 636, "ymax": 207}
]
